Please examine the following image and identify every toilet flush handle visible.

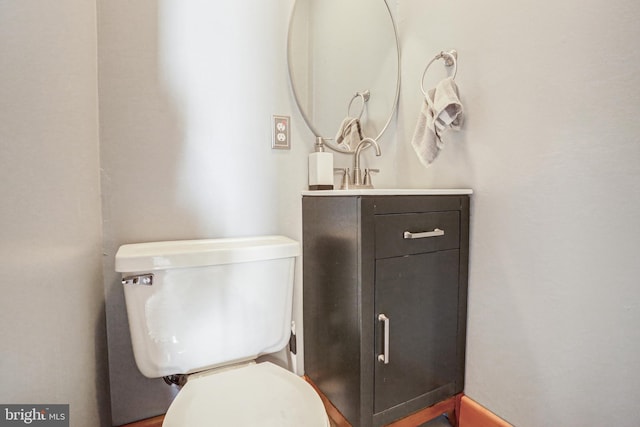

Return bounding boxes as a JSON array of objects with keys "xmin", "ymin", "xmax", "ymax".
[{"xmin": 122, "ymin": 273, "xmax": 154, "ymax": 286}]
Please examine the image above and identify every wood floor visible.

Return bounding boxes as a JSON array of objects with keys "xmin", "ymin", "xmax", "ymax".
[
  {"xmin": 121, "ymin": 415, "xmax": 164, "ymax": 427},
  {"xmin": 119, "ymin": 386, "xmax": 512, "ymax": 427},
  {"xmin": 119, "ymin": 393, "xmax": 461, "ymax": 427}
]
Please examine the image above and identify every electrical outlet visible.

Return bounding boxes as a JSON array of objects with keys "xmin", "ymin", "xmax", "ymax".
[{"xmin": 272, "ymin": 115, "xmax": 290, "ymax": 150}]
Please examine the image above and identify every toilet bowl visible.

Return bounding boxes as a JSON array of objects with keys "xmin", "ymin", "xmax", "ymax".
[
  {"xmin": 115, "ymin": 236, "xmax": 329, "ymax": 426},
  {"xmin": 163, "ymin": 362, "xmax": 328, "ymax": 427}
]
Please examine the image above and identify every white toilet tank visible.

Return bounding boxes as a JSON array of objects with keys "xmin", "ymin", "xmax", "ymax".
[{"xmin": 115, "ymin": 235, "xmax": 300, "ymax": 378}]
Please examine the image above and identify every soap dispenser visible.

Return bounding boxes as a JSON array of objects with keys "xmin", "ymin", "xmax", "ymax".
[{"xmin": 308, "ymin": 137, "xmax": 334, "ymax": 190}]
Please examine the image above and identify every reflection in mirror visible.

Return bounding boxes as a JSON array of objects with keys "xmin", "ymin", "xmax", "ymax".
[{"xmin": 287, "ymin": 0, "xmax": 400, "ymax": 153}]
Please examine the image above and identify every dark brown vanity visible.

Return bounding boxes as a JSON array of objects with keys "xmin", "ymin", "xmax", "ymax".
[{"xmin": 302, "ymin": 191, "xmax": 471, "ymax": 427}]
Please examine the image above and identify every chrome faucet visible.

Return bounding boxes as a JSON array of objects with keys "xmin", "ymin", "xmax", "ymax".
[{"xmin": 352, "ymin": 137, "xmax": 381, "ymax": 188}]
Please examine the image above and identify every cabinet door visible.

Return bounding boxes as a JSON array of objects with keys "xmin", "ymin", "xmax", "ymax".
[{"xmin": 374, "ymin": 249, "xmax": 460, "ymax": 414}]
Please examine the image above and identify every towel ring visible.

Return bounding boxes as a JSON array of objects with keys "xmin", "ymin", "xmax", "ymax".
[
  {"xmin": 347, "ymin": 90, "xmax": 370, "ymax": 120},
  {"xmin": 420, "ymin": 50, "xmax": 458, "ymax": 97}
]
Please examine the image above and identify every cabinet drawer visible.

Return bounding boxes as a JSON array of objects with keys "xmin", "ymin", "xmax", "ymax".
[{"xmin": 374, "ymin": 211, "xmax": 460, "ymax": 258}]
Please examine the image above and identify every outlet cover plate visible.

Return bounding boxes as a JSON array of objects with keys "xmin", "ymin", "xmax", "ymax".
[{"xmin": 272, "ymin": 115, "xmax": 290, "ymax": 150}]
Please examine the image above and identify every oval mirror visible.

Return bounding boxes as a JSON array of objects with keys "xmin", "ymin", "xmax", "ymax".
[{"xmin": 287, "ymin": 0, "xmax": 400, "ymax": 153}]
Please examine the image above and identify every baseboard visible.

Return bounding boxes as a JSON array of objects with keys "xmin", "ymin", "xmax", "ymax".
[
  {"xmin": 118, "ymin": 415, "xmax": 164, "ymax": 427},
  {"xmin": 459, "ymin": 396, "xmax": 512, "ymax": 427}
]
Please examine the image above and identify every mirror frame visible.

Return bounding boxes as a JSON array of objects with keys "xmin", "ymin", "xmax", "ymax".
[{"xmin": 286, "ymin": 0, "xmax": 401, "ymax": 154}]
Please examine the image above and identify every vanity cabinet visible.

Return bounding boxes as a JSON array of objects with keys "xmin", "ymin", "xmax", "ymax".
[{"xmin": 302, "ymin": 194, "xmax": 470, "ymax": 427}]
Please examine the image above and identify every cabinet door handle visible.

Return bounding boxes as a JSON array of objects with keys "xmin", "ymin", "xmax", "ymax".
[
  {"xmin": 403, "ymin": 228, "xmax": 445, "ymax": 239},
  {"xmin": 378, "ymin": 314, "xmax": 390, "ymax": 364}
]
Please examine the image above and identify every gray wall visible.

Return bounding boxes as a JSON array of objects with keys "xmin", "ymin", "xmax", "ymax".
[
  {"xmin": 0, "ymin": 1, "xmax": 109, "ymax": 426},
  {"xmin": 97, "ymin": 0, "xmax": 317, "ymax": 424},
  {"xmin": 396, "ymin": 0, "xmax": 640, "ymax": 426}
]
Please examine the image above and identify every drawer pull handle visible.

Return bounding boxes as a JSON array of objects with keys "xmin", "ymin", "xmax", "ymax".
[
  {"xmin": 403, "ymin": 228, "xmax": 445, "ymax": 239},
  {"xmin": 378, "ymin": 314, "xmax": 390, "ymax": 364}
]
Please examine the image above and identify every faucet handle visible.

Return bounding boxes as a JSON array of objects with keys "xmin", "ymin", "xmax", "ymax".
[
  {"xmin": 334, "ymin": 168, "xmax": 351, "ymax": 190},
  {"xmin": 363, "ymin": 168, "xmax": 379, "ymax": 188}
]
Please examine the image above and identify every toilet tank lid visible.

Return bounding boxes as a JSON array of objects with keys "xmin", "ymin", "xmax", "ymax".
[{"xmin": 115, "ymin": 235, "xmax": 300, "ymax": 273}]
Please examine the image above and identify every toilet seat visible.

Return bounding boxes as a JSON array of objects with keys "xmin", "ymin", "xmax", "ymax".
[{"xmin": 162, "ymin": 362, "xmax": 330, "ymax": 427}]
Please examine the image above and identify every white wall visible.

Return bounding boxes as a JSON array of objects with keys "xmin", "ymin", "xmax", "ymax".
[
  {"xmin": 0, "ymin": 1, "xmax": 109, "ymax": 426},
  {"xmin": 397, "ymin": 0, "xmax": 640, "ymax": 425}
]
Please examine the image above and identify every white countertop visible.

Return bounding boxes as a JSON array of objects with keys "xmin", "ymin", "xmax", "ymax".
[{"xmin": 302, "ymin": 188, "xmax": 473, "ymax": 196}]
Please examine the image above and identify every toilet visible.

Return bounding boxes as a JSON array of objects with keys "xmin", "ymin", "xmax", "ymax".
[{"xmin": 115, "ymin": 235, "xmax": 329, "ymax": 427}]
